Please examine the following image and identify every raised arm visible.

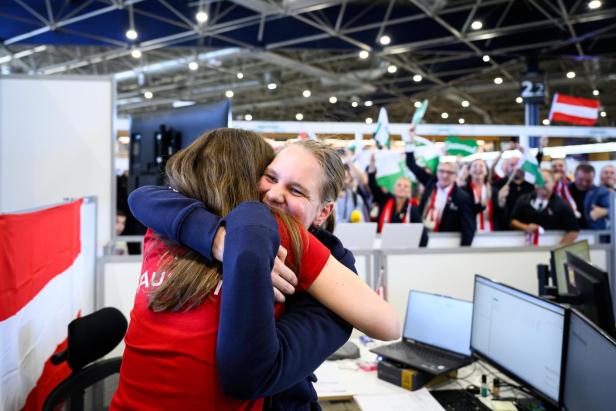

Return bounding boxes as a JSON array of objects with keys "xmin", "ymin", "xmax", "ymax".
[
  {"xmin": 405, "ymin": 150, "xmax": 433, "ymax": 186},
  {"xmin": 128, "ymin": 185, "xmax": 221, "ymax": 264}
]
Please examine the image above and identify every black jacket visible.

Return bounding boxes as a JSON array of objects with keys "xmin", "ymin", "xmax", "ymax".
[{"xmin": 406, "ymin": 152, "xmax": 476, "ymax": 246}]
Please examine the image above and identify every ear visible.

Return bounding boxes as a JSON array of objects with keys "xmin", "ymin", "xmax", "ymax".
[{"xmin": 313, "ymin": 201, "xmax": 334, "ymax": 227}]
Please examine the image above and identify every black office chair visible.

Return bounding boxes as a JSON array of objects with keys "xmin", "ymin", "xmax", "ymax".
[{"xmin": 42, "ymin": 307, "xmax": 128, "ymax": 411}]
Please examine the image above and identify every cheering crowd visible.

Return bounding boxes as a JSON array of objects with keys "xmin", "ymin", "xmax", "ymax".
[{"xmin": 335, "ymin": 127, "xmax": 613, "ymax": 246}]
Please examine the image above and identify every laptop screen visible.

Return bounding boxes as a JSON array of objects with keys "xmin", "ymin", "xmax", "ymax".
[{"xmin": 403, "ymin": 290, "xmax": 473, "ymax": 356}]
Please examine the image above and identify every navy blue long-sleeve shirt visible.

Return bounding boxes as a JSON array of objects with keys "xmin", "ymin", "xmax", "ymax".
[{"xmin": 128, "ymin": 186, "xmax": 357, "ymax": 410}]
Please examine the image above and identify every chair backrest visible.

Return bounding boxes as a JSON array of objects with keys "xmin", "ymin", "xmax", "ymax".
[{"xmin": 43, "ymin": 307, "xmax": 127, "ymax": 411}]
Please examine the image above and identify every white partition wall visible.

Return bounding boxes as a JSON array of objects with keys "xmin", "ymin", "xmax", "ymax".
[
  {"xmin": 383, "ymin": 247, "xmax": 610, "ymax": 321},
  {"xmin": 0, "ymin": 75, "xmax": 114, "ymax": 253}
]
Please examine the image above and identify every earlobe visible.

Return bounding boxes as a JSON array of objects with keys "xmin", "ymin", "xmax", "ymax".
[{"xmin": 313, "ymin": 202, "xmax": 334, "ymax": 226}]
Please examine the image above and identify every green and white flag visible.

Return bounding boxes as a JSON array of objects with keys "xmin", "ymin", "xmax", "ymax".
[
  {"xmin": 411, "ymin": 99, "xmax": 429, "ymax": 125},
  {"xmin": 374, "ymin": 151, "xmax": 407, "ymax": 192},
  {"xmin": 372, "ymin": 107, "xmax": 391, "ymax": 149},
  {"xmin": 444, "ymin": 136, "xmax": 478, "ymax": 157},
  {"xmin": 414, "ymin": 136, "xmax": 441, "ymax": 173},
  {"xmin": 518, "ymin": 152, "xmax": 545, "ymax": 186}
]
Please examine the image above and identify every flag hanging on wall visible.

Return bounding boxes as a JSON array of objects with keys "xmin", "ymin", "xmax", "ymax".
[
  {"xmin": 548, "ymin": 93, "xmax": 600, "ymax": 126},
  {"xmin": 0, "ymin": 200, "xmax": 84, "ymax": 411}
]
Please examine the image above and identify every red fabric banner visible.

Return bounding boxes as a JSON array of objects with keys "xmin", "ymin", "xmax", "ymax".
[{"xmin": 0, "ymin": 200, "xmax": 82, "ymax": 321}]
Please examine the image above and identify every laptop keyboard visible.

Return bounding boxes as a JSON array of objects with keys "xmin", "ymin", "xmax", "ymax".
[
  {"xmin": 387, "ymin": 342, "xmax": 460, "ymax": 364},
  {"xmin": 431, "ymin": 390, "xmax": 491, "ymax": 411}
]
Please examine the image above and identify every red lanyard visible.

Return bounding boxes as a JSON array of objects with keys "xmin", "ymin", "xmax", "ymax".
[
  {"xmin": 470, "ymin": 181, "xmax": 493, "ymax": 232},
  {"xmin": 427, "ymin": 185, "xmax": 454, "ymax": 232},
  {"xmin": 379, "ymin": 198, "xmax": 412, "ymax": 232}
]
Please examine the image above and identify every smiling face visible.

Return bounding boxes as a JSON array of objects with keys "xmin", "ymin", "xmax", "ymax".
[
  {"xmin": 258, "ymin": 144, "xmax": 333, "ymax": 228},
  {"xmin": 436, "ymin": 162, "xmax": 457, "ymax": 188},
  {"xmin": 470, "ymin": 159, "xmax": 487, "ymax": 182},
  {"xmin": 393, "ymin": 177, "xmax": 412, "ymax": 199},
  {"xmin": 600, "ymin": 165, "xmax": 615, "ymax": 188}
]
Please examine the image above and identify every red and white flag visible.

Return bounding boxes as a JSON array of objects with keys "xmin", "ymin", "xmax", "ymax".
[
  {"xmin": 549, "ymin": 93, "xmax": 600, "ymax": 126},
  {"xmin": 0, "ymin": 200, "xmax": 85, "ymax": 411}
]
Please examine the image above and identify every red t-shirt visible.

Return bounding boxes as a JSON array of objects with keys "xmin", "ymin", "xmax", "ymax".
[{"xmin": 111, "ymin": 219, "xmax": 330, "ymax": 411}]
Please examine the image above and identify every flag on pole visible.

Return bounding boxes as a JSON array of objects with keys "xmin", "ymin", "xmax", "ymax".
[
  {"xmin": 372, "ymin": 107, "xmax": 391, "ymax": 149},
  {"xmin": 411, "ymin": 99, "xmax": 429, "ymax": 125},
  {"xmin": 549, "ymin": 93, "xmax": 600, "ymax": 126},
  {"xmin": 518, "ymin": 152, "xmax": 545, "ymax": 186},
  {"xmin": 374, "ymin": 150, "xmax": 407, "ymax": 192},
  {"xmin": 414, "ymin": 136, "xmax": 441, "ymax": 173},
  {"xmin": 445, "ymin": 136, "xmax": 478, "ymax": 157}
]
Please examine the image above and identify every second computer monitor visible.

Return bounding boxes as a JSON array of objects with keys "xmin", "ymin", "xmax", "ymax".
[
  {"xmin": 565, "ymin": 252, "xmax": 616, "ymax": 338},
  {"xmin": 562, "ymin": 310, "xmax": 616, "ymax": 411},
  {"xmin": 550, "ymin": 240, "xmax": 590, "ymax": 295},
  {"xmin": 471, "ymin": 275, "xmax": 567, "ymax": 406}
]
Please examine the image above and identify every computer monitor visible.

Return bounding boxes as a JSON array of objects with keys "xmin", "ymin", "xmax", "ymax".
[
  {"xmin": 562, "ymin": 310, "xmax": 616, "ymax": 411},
  {"xmin": 471, "ymin": 275, "xmax": 567, "ymax": 406},
  {"xmin": 564, "ymin": 252, "xmax": 615, "ymax": 338},
  {"xmin": 403, "ymin": 290, "xmax": 473, "ymax": 356},
  {"xmin": 550, "ymin": 240, "xmax": 590, "ymax": 295}
]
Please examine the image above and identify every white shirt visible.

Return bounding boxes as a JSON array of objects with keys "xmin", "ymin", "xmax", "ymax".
[
  {"xmin": 532, "ymin": 197, "xmax": 548, "ymax": 211},
  {"xmin": 435, "ymin": 184, "xmax": 453, "ymax": 215}
]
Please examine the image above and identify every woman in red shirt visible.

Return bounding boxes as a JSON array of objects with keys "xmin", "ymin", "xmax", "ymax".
[{"xmin": 111, "ymin": 129, "xmax": 400, "ymax": 410}]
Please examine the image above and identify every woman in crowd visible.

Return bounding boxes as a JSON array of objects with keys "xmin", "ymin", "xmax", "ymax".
[
  {"xmin": 113, "ymin": 129, "xmax": 400, "ymax": 410},
  {"xmin": 367, "ymin": 152, "xmax": 421, "ymax": 233},
  {"xmin": 461, "ymin": 159, "xmax": 497, "ymax": 233}
]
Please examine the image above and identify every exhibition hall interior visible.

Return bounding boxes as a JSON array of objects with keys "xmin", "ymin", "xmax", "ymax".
[{"xmin": 1, "ymin": 1, "xmax": 616, "ymax": 410}]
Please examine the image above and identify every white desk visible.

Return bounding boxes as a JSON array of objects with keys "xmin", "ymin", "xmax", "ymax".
[{"xmin": 316, "ymin": 339, "xmax": 524, "ymax": 410}]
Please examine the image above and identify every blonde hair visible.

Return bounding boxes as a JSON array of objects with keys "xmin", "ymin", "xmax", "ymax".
[
  {"xmin": 149, "ymin": 128, "xmax": 304, "ymax": 312},
  {"xmin": 288, "ymin": 140, "xmax": 345, "ymax": 231}
]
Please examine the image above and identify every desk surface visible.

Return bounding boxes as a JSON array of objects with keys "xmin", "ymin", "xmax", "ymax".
[{"xmin": 315, "ymin": 339, "xmax": 525, "ymax": 410}]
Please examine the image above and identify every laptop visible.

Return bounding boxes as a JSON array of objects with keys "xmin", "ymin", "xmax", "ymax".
[
  {"xmin": 370, "ymin": 290, "xmax": 474, "ymax": 375},
  {"xmin": 333, "ymin": 223, "xmax": 377, "ymax": 250}
]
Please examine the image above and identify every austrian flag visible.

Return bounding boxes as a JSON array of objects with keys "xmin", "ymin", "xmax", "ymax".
[{"xmin": 549, "ymin": 93, "xmax": 600, "ymax": 126}]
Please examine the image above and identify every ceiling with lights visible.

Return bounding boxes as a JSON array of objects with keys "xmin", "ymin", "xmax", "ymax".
[{"xmin": 1, "ymin": 0, "xmax": 614, "ymax": 125}]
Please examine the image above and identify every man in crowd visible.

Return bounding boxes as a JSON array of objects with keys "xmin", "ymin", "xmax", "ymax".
[
  {"xmin": 569, "ymin": 164, "xmax": 610, "ymax": 230},
  {"xmin": 492, "ymin": 153, "xmax": 535, "ymax": 230},
  {"xmin": 510, "ymin": 169, "xmax": 579, "ymax": 245},
  {"xmin": 600, "ymin": 164, "xmax": 615, "ymax": 192},
  {"xmin": 406, "ymin": 126, "xmax": 475, "ymax": 246}
]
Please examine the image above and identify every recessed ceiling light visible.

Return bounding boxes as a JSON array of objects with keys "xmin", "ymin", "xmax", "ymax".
[
  {"xmin": 351, "ymin": 101, "xmax": 359, "ymax": 108},
  {"xmin": 387, "ymin": 64, "xmax": 397, "ymax": 74},
  {"xmin": 244, "ymin": 114, "xmax": 253, "ymax": 121},
  {"xmin": 131, "ymin": 49, "xmax": 142, "ymax": 59},
  {"xmin": 494, "ymin": 77, "xmax": 503, "ymax": 84},
  {"xmin": 295, "ymin": 113, "xmax": 304, "ymax": 121},
  {"xmin": 414, "ymin": 101, "xmax": 422, "ymax": 108},
  {"xmin": 359, "ymin": 50, "xmax": 369, "ymax": 59},
  {"xmin": 302, "ymin": 89, "xmax": 311, "ymax": 98},
  {"xmin": 196, "ymin": 11, "xmax": 208, "ymax": 23},
  {"xmin": 365, "ymin": 117, "xmax": 373, "ymax": 124},
  {"xmin": 471, "ymin": 21, "xmax": 483, "ymax": 30},
  {"xmin": 600, "ymin": 111, "xmax": 607, "ymax": 118},
  {"xmin": 125, "ymin": 29, "xmax": 138, "ymax": 40},
  {"xmin": 588, "ymin": 1, "xmax": 602, "ymax": 10},
  {"xmin": 225, "ymin": 90, "xmax": 234, "ymax": 98},
  {"xmin": 482, "ymin": 55, "xmax": 490, "ymax": 62},
  {"xmin": 329, "ymin": 96, "xmax": 337, "ymax": 104},
  {"xmin": 237, "ymin": 72, "xmax": 244, "ymax": 79},
  {"xmin": 461, "ymin": 100, "xmax": 470, "ymax": 108},
  {"xmin": 365, "ymin": 100, "xmax": 373, "ymax": 107},
  {"xmin": 379, "ymin": 35, "xmax": 391, "ymax": 45},
  {"xmin": 143, "ymin": 90, "xmax": 153, "ymax": 99},
  {"xmin": 592, "ymin": 89, "xmax": 599, "ymax": 96},
  {"xmin": 188, "ymin": 61, "xmax": 199, "ymax": 71},
  {"xmin": 413, "ymin": 74, "xmax": 422, "ymax": 82},
  {"xmin": 267, "ymin": 82, "xmax": 277, "ymax": 90},
  {"xmin": 516, "ymin": 97, "xmax": 523, "ymax": 104},
  {"xmin": 441, "ymin": 112, "xmax": 449, "ymax": 119},
  {"xmin": 458, "ymin": 118, "xmax": 465, "ymax": 124},
  {"xmin": 542, "ymin": 119, "xmax": 550, "ymax": 125},
  {"xmin": 566, "ymin": 71, "xmax": 576, "ymax": 78}
]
